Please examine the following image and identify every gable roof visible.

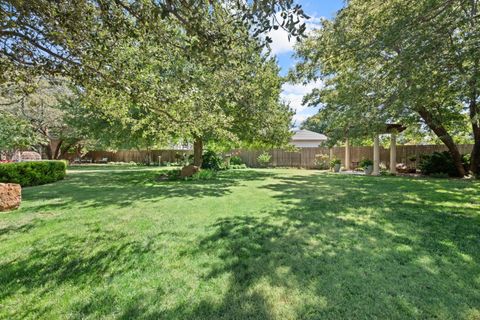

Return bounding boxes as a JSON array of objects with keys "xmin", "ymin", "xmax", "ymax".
[{"xmin": 291, "ymin": 129, "xmax": 328, "ymax": 141}]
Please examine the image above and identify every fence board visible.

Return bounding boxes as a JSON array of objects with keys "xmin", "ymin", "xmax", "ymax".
[{"xmin": 80, "ymin": 144, "xmax": 474, "ymax": 169}]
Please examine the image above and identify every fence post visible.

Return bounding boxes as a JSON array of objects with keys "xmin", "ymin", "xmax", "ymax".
[
  {"xmin": 345, "ymin": 138, "xmax": 351, "ymax": 170},
  {"xmin": 373, "ymin": 135, "xmax": 380, "ymax": 175}
]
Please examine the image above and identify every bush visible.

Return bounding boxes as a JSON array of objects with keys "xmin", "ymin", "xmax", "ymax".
[
  {"xmin": 257, "ymin": 152, "xmax": 271, "ymax": 167},
  {"xmin": 202, "ymin": 150, "xmax": 224, "ymax": 171},
  {"xmin": 0, "ymin": 161, "xmax": 67, "ymax": 187},
  {"xmin": 230, "ymin": 156, "xmax": 244, "ymax": 165},
  {"xmin": 419, "ymin": 151, "xmax": 470, "ymax": 177},
  {"xmin": 314, "ymin": 154, "xmax": 330, "ymax": 170},
  {"xmin": 166, "ymin": 169, "xmax": 181, "ymax": 180}
]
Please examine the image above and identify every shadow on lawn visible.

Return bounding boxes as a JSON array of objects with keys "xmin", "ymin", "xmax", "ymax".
[
  {"xmin": 0, "ymin": 224, "xmax": 177, "ymax": 320},
  {"xmin": 3, "ymin": 171, "xmax": 480, "ymax": 319},
  {"xmin": 22, "ymin": 169, "xmax": 275, "ymax": 212},
  {"xmin": 0, "ymin": 228, "xmax": 155, "ymax": 302},
  {"xmin": 169, "ymin": 174, "xmax": 480, "ymax": 319}
]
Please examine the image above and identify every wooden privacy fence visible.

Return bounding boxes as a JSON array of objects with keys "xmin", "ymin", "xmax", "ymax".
[
  {"xmin": 85, "ymin": 150, "xmax": 193, "ymax": 164},
  {"xmin": 83, "ymin": 144, "xmax": 474, "ymax": 169}
]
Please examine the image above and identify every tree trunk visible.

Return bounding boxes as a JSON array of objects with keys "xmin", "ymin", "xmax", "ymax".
[
  {"xmin": 44, "ymin": 144, "xmax": 53, "ymax": 160},
  {"xmin": 470, "ymin": 102, "xmax": 480, "ymax": 175},
  {"xmin": 193, "ymin": 137, "xmax": 203, "ymax": 167},
  {"xmin": 53, "ymin": 140, "xmax": 63, "ymax": 159},
  {"xmin": 45, "ymin": 139, "xmax": 63, "ymax": 160},
  {"xmin": 468, "ymin": 57, "xmax": 479, "ymax": 176},
  {"xmin": 418, "ymin": 108, "xmax": 466, "ymax": 177}
]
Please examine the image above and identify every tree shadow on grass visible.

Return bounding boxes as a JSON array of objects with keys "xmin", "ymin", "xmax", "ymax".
[
  {"xmin": 21, "ymin": 169, "xmax": 276, "ymax": 212},
  {"xmin": 3, "ymin": 171, "xmax": 479, "ymax": 319},
  {"xmin": 182, "ymin": 174, "xmax": 480, "ymax": 319},
  {"xmin": 0, "ymin": 224, "xmax": 166, "ymax": 319}
]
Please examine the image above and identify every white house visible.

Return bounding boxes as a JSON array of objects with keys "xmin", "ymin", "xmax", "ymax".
[{"xmin": 290, "ymin": 129, "xmax": 328, "ymax": 148}]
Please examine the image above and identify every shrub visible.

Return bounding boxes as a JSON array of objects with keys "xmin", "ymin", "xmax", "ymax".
[
  {"xmin": 359, "ymin": 159, "xmax": 373, "ymax": 168},
  {"xmin": 191, "ymin": 169, "xmax": 217, "ymax": 180},
  {"xmin": 257, "ymin": 152, "xmax": 271, "ymax": 167},
  {"xmin": 0, "ymin": 161, "xmax": 67, "ymax": 187},
  {"xmin": 202, "ymin": 150, "xmax": 224, "ymax": 171},
  {"xmin": 230, "ymin": 156, "xmax": 244, "ymax": 165},
  {"xmin": 166, "ymin": 169, "xmax": 181, "ymax": 180},
  {"xmin": 314, "ymin": 154, "xmax": 330, "ymax": 170},
  {"xmin": 419, "ymin": 151, "xmax": 470, "ymax": 177}
]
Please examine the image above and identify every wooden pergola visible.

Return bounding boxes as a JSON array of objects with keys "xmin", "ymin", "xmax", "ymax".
[{"xmin": 344, "ymin": 124, "xmax": 406, "ymax": 175}]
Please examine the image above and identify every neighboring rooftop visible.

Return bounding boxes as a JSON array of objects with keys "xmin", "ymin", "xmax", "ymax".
[{"xmin": 291, "ymin": 129, "xmax": 328, "ymax": 141}]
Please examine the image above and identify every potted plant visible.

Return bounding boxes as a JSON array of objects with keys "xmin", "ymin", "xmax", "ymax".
[
  {"xmin": 330, "ymin": 159, "xmax": 341, "ymax": 172},
  {"xmin": 359, "ymin": 159, "xmax": 374, "ymax": 175}
]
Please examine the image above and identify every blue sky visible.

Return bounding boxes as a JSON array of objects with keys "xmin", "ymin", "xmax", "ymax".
[{"xmin": 268, "ymin": 0, "xmax": 345, "ymax": 127}]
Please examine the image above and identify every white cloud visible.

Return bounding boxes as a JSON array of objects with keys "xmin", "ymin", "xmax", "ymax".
[
  {"xmin": 292, "ymin": 113, "xmax": 309, "ymax": 125},
  {"xmin": 267, "ymin": 15, "xmax": 324, "ymax": 55},
  {"xmin": 267, "ymin": 14, "xmax": 325, "ymax": 126},
  {"xmin": 281, "ymin": 80, "xmax": 323, "ymax": 127}
]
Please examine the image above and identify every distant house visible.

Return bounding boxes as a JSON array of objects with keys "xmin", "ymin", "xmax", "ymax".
[{"xmin": 290, "ymin": 129, "xmax": 328, "ymax": 148}]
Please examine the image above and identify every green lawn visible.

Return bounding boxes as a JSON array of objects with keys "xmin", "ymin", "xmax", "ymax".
[{"xmin": 1, "ymin": 167, "xmax": 479, "ymax": 319}]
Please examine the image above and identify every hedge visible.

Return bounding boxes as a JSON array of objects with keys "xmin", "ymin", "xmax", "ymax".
[{"xmin": 0, "ymin": 161, "xmax": 67, "ymax": 187}]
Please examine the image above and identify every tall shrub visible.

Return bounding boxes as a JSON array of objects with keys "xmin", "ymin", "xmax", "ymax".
[
  {"xmin": 201, "ymin": 150, "xmax": 224, "ymax": 171},
  {"xmin": 419, "ymin": 152, "xmax": 470, "ymax": 177}
]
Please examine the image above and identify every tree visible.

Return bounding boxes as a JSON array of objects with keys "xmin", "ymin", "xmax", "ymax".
[
  {"xmin": 0, "ymin": 78, "xmax": 85, "ymax": 159},
  {"xmin": 291, "ymin": 0, "xmax": 480, "ymax": 177},
  {"xmin": 1, "ymin": 0, "xmax": 302, "ymax": 166},
  {"xmin": 75, "ymin": 14, "xmax": 293, "ymax": 166},
  {"xmin": 0, "ymin": 111, "xmax": 39, "ymax": 159}
]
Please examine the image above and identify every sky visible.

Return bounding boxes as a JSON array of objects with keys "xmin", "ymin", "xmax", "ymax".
[{"xmin": 268, "ymin": 0, "xmax": 345, "ymax": 127}]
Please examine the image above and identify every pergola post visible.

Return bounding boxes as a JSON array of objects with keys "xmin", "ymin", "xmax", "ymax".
[
  {"xmin": 373, "ymin": 134, "xmax": 380, "ymax": 175},
  {"xmin": 345, "ymin": 137, "xmax": 351, "ymax": 170},
  {"xmin": 390, "ymin": 132, "xmax": 397, "ymax": 174}
]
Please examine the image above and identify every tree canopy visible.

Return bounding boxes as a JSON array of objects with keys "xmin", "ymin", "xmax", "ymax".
[
  {"xmin": 1, "ymin": 0, "xmax": 308, "ymax": 84},
  {"xmin": 1, "ymin": 0, "xmax": 301, "ymax": 164},
  {"xmin": 292, "ymin": 0, "xmax": 480, "ymax": 176}
]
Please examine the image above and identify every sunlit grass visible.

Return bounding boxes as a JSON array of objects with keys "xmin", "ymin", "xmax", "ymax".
[{"xmin": 0, "ymin": 167, "xmax": 479, "ymax": 319}]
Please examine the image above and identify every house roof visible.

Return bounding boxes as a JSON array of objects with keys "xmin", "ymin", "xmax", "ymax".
[{"xmin": 291, "ymin": 129, "xmax": 328, "ymax": 141}]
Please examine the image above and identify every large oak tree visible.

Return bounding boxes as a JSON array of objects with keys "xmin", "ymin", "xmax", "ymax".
[{"xmin": 1, "ymin": 0, "xmax": 304, "ymax": 164}]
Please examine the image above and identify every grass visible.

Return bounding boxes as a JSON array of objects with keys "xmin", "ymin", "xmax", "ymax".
[{"xmin": 0, "ymin": 167, "xmax": 479, "ymax": 319}]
